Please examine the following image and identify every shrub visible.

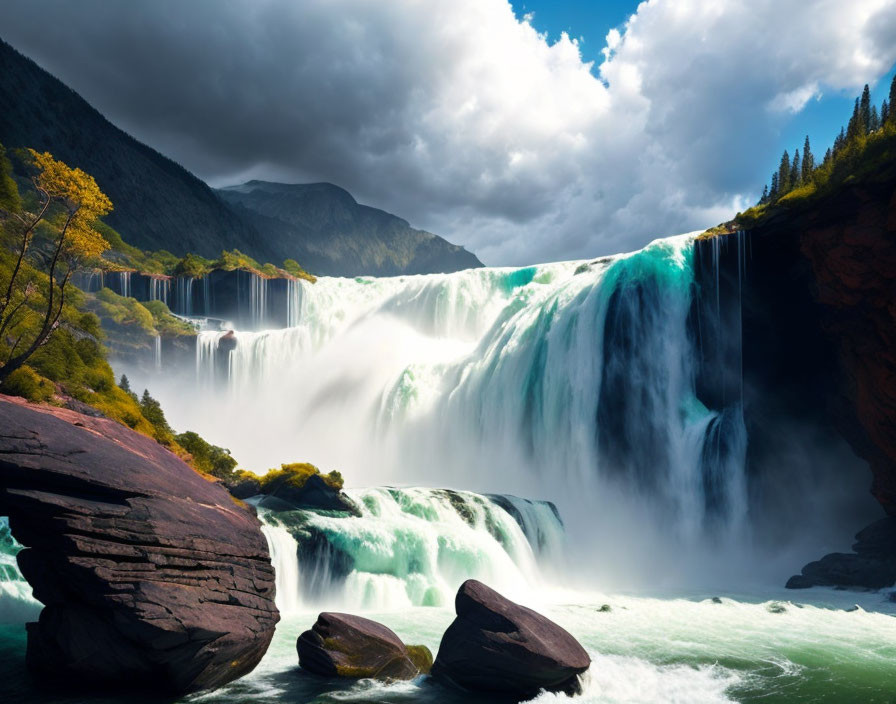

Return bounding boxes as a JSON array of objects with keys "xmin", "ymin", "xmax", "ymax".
[
  {"xmin": 0, "ymin": 365, "xmax": 55, "ymax": 402},
  {"xmin": 175, "ymin": 430, "xmax": 238, "ymax": 480}
]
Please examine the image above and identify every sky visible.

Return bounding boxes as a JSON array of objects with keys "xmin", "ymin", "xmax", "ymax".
[{"xmin": 0, "ymin": 0, "xmax": 894, "ymax": 266}]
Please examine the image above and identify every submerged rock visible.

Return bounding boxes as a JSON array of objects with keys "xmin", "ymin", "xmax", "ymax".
[
  {"xmin": 0, "ymin": 395, "xmax": 279, "ymax": 694},
  {"xmin": 431, "ymin": 580, "xmax": 590, "ymax": 699},
  {"xmin": 297, "ymin": 612, "xmax": 430, "ymax": 680}
]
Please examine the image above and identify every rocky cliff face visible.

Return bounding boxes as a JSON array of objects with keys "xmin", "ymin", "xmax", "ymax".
[
  {"xmin": 693, "ymin": 173, "xmax": 896, "ymax": 582},
  {"xmin": 0, "ymin": 395, "xmax": 279, "ymax": 693}
]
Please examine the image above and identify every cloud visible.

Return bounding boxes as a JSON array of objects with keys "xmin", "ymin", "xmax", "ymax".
[{"xmin": 0, "ymin": 0, "xmax": 894, "ymax": 265}]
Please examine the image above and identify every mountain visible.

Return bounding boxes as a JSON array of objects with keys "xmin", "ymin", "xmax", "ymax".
[
  {"xmin": 217, "ymin": 181, "xmax": 482, "ymax": 276},
  {"xmin": 0, "ymin": 38, "xmax": 263, "ymax": 258},
  {"xmin": 0, "ymin": 38, "xmax": 482, "ymax": 276}
]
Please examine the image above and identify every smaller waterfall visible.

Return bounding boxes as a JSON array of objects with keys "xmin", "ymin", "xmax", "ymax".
[
  {"xmin": 149, "ymin": 277, "xmax": 172, "ymax": 306},
  {"xmin": 286, "ymin": 279, "xmax": 305, "ymax": 327},
  {"xmin": 256, "ymin": 487, "xmax": 565, "ymax": 612},
  {"xmin": 203, "ymin": 276, "xmax": 211, "ymax": 316},
  {"xmin": 260, "ymin": 519, "xmax": 303, "ymax": 615},
  {"xmin": 0, "ymin": 517, "xmax": 41, "ymax": 623},
  {"xmin": 119, "ymin": 271, "xmax": 132, "ymax": 298},
  {"xmin": 72, "ymin": 269, "xmax": 104, "ymax": 292},
  {"xmin": 153, "ymin": 335, "xmax": 162, "ymax": 371},
  {"xmin": 249, "ymin": 275, "xmax": 268, "ymax": 328},
  {"xmin": 176, "ymin": 277, "xmax": 195, "ymax": 315}
]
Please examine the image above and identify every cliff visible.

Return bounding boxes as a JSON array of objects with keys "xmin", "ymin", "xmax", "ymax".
[
  {"xmin": 0, "ymin": 395, "xmax": 279, "ymax": 693},
  {"xmin": 693, "ymin": 164, "xmax": 896, "ymax": 586}
]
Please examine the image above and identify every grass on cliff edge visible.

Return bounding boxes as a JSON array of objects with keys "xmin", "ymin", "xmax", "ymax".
[{"xmin": 701, "ymin": 120, "xmax": 896, "ymax": 239}]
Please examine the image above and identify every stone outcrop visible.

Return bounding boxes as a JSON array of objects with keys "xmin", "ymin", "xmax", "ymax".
[
  {"xmin": 0, "ymin": 394, "xmax": 279, "ymax": 694},
  {"xmin": 693, "ymin": 167, "xmax": 896, "ymax": 587},
  {"xmin": 297, "ymin": 612, "xmax": 431, "ymax": 680},
  {"xmin": 787, "ymin": 517, "xmax": 896, "ymax": 590},
  {"xmin": 432, "ymin": 580, "xmax": 590, "ymax": 698}
]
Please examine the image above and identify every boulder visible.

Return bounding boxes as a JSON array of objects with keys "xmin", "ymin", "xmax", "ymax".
[
  {"xmin": 432, "ymin": 580, "xmax": 590, "ymax": 698},
  {"xmin": 297, "ymin": 612, "xmax": 430, "ymax": 680},
  {"xmin": 786, "ymin": 517, "xmax": 896, "ymax": 590},
  {"xmin": 0, "ymin": 394, "xmax": 279, "ymax": 694},
  {"xmin": 258, "ymin": 472, "xmax": 359, "ymax": 514}
]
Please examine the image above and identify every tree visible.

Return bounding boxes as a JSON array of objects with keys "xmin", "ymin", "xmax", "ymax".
[
  {"xmin": 777, "ymin": 150, "xmax": 791, "ymax": 195},
  {"xmin": 759, "ymin": 184, "xmax": 769, "ymax": 205},
  {"xmin": 847, "ymin": 98, "xmax": 865, "ymax": 140},
  {"xmin": 0, "ymin": 143, "xmax": 21, "ymax": 213},
  {"xmin": 889, "ymin": 74, "xmax": 896, "ymax": 124},
  {"xmin": 823, "ymin": 147, "xmax": 832, "ymax": 166},
  {"xmin": 0, "ymin": 150, "xmax": 112, "ymax": 381},
  {"xmin": 882, "ymin": 99, "xmax": 890, "ymax": 126},
  {"xmin": 769, "ymin": 172, "xmax": 779, "ymax": 201},
  {"xmin": 801, "ymin": 136, "xmax": 814, "ymax": 182},
  {"xmin": 870, "ymin": 105, "xmax": 880, "ymax": 132},
  {"xmin": 140, "ymin": 388, "xmax": 172, "ymax": 441},
  {"xmin": 833, "ymin": 126, "xmax": 846, "ymax": 155},
  {"xmin": 790, "ymin": 149, "xmax": 801, "ymax": 190},
  {"xmin": 859, "ymin": 84, "xmax": 872, "ymax": 134}
]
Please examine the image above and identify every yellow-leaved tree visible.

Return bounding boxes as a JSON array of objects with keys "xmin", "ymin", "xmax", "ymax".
[{"xmin": 0, "ymin": 149, "xmax": 112, "ymax": 381}]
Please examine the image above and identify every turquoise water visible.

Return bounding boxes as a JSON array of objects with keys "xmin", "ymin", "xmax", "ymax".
[{"xmin": 3, "ymin": 586, "xmax": 896, "ymax": 702}]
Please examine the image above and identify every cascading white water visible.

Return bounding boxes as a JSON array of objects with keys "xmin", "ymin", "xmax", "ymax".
[
  {"xmin": 0, "ymin": 517, "xmax": 41, "ymax": 623},
  {"xmin": 256, "ymin": 487, "xmax": 565, "ymax": 613},
  {"xmin": 260, "ymin": 521, "xmax": 303, "ymax": 615},
  {"xmin": 177, "ymin": 276, "xmax": 194, "ymax": 315},
  {"xmin": 153, "ymin": 334, "xmax": 162, "ymax": 371},
  {"xmin": 118, "ymin": 271, "xmax": 131, "ymax": 298},
  {"xmin": 149, "ymin": 277, "xmax": 171, "ymax": 305},
  {"xmin": 249, "ymin": 274, "xmax": 267, "ymax": 327}
]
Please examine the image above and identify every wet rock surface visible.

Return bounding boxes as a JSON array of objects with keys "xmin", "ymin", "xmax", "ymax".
[
  {"xmin": 432, "ymin": 579, "xmax": 590, "ymax": 699},
  {"xmin": 0, "ymin": 394, "xmax": 279, "ymax": 694},
  {"xmin": 297, "ymin": 612, "xmax": 431, "ymax": 680}
]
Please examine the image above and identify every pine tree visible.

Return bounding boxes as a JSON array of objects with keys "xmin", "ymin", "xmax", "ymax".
[
  {"xmin": 833, "ymin": 126, "xmax": 846, "ymax": 154},
  {"xmin": 801, "ymin": 135, "xmax": 814, "ymax": 181},
  {"xmin": 882, "ymin": 99, "xmax": 890, "ymax": 126},
  {"xmin": 889, "ymin": 74, "xmax": 896, "ymax": 123},
  {"xmin": 759, "ymin": 184, "xmax": 769, "ymax": 205},
  {"xmin": 770, "ymin": 172, "xmax": 779, "ymax": 201},
  {"xmin": 140, "ymin": 389, "xmax": 172, "ymax": 436},
  {"xmin": 777, "ymin": 150, "xmax": 791, "ymax": 194},
  {"xmin": 119, "ymin": 374, "xmax": 131, "ymax": 393},
  {"xmin": 823, "ymin": 147, "xmax": 832, "ymax": 166},
  {"xmin": 870, "ymin": 105, "xmax": 880, "ymax": 132},
  {"xmin": 846, "ymin": 98, "xmax": 861, "ymax": 140},
  {"xmin": 860, "ymin": 84, "xmax": 872, "ymax": 134},
  {"xmin": 790, "ymin": 149, "xmax": 801, "ymax": 189}
]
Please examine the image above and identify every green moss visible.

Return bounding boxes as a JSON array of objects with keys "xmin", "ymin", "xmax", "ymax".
[
  {"xmin": 0, "ymin": 365, "xmax": 55, "ymax": 402},
  {"xmin": 257, "ymin": 462, "xmax": 344, "ymax": 493},
  {"xmin": 173, "ymin": 252, "xmax": 212, "ymax": 277},
  {"xmin": 405, "ymin": 645, "xmax": 433, "ymax": 674}
]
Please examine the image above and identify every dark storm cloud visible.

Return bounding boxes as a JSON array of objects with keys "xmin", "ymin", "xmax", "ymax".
[{"xmin": 0, "ymin": 0, "xmax": 893, "ymax": 265}]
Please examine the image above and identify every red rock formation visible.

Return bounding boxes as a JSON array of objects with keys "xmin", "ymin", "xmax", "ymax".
[
  {"xmin": 0, "ymin": 394, "xmax": 279, "ymax": 694},
  {"xmin": 797, "ymin": 182, "xmax": 896, "ymax": 514}
]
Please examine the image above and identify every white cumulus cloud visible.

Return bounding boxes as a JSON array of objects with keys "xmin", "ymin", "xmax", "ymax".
[{"xmin": 0, "ymin": 0, "xmax": 894, "ymax": 264}]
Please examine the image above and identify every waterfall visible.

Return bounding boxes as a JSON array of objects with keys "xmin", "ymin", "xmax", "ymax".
[
  {"xmin": 149, "ymin": 277, "xmax": 171, "ymax": 306},
  {"xmin": 286, "ymin": 279, "xmax": 305, "ymax": 327},
  {"xmin": 176, "ymin": 277, "xmax": 194, "ymax": 315},
  {"xmin": 153, "ymin": 335, "xmax": 162, "ymax": 371},
  {"xmin": 0, "ymin": 517, "xmax": 41, "ymax": 623},
  {"xmin": 182, "ymin": 235, "xmax": 747, "ymax": 543},
  {"xmin": 256, "ymin": 488, "xmax": 564, "ymax": 612},
  {"xmin": 249, "ymin": 274, "xmax": 267, "ymax": 328},
  {"xmin": 260, "ymin": 519, "xmax": 303, "ymax": 615},
  {"xmin": 119, "ymin": 271, "xmax": 132, "ymax": 298},
  {"xmin": 72, "ymin": 269, "xmax": 104, "ymax": 292},
  {"xmin": 202, "ymin": 276, "xmax": 211, "ymax": 317}
]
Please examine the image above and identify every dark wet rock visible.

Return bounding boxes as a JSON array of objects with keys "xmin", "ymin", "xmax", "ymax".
[
  {"xmin": 431, "ymin": 580, "xmax": 590, "ymax": 699},
  {"xmin": 226, "ymin": 473, "xmax": 262, "ymax": 499},
  {"xmin": 786, "ymin": 552, "xmax": 896, "ymax": 590},
  {"xmin": 0, "ymin": 395, "xmax": 279, "ymax": 694},
  {"xmin": 766, "ymin": 602, "xmax": 787, "ymax": 614},
  {"xmin": 598, "ymin": 604, "xmax": 612, "ymax": 613},
  {"xmin": 710, "ymin": 596, "xmax": 723, "ymax": 604},
  {"xmin": 787, "ymin": 517, "xmax": 896, "ymax": 590},
  {"xmin": 297, "ymin": 612, "xmax": 428, "ymax": 680},
  {"xmin": 257, "ymin": 473, "xmax": 359, "ymax": 515}
]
